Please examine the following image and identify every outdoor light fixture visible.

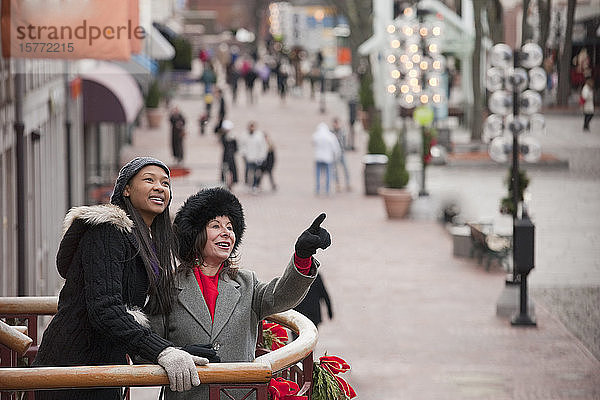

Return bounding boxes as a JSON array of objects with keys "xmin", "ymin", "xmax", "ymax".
[
  {"xmin": 486, "ymin": 42, "xmax": 546, "ymax": 327},
  {"xmin": 385, "ymin": 4, "xmax": 447, "ymax": 197}
]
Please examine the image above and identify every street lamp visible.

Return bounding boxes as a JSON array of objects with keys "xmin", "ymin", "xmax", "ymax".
[
  {"xmin": 385, "ymin": 4, "xmax": 446, "ymax": 196},
  {"xmin": 485, "ymin": 42, "xmax": 546, "ymax": 326}
]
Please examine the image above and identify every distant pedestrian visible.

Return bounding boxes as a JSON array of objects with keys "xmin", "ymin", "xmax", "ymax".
[
  {"xmin": 200, "ymin": 62, "xmax": 217, "ymax": 118},
  {"xmin": 581, "ymin": 78, "xmax": 595, "ymax": 131},
  {"xmin": 293, "ymin": 274, "xmax": 333, "ymax": 329},
  {"xmin": 169, "ymin": 106, "xmax": 186, "ymax": 164},
  {"xmin": 312, "ymin": 122, "xmax": 341, "ymax": 195},
  {"xmin": 256, "ymin": 60, "xmax": 271, "ymax": 93},
  {"xmin": 331, "ymin": 117, "xmax": 351, "ymax": 191},
  {"xmin": 240, "ymin": 121, "xmax": 268, "ymax": 192},
  {"xmin": 226, "ymin": 61, "xmax": 240, "ymax": 104},
  {"xmin": 338, "ymin": 72, "xmax": 360, "ymax": 150},
  {"xmin": 276, "ymin": 58, "xmax": 291, "ymax": 102},
  {"xmin": 218, "ymin": 120, "xmax": 238, "ymax": 189},
  {"xmin": 213, "ymin": 87, "xmax": 226, "ymax": 134},
  {"xmin": 259, "ymin": 133, "xmax": 277, "ymax": 191}
]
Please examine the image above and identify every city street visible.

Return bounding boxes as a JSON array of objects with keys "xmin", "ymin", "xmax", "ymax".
[{"xmin": 126, "ymin": 82, "xmax": 600, "ymax": 399}]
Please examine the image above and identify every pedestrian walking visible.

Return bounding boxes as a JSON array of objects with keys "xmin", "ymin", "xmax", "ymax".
[
  {"xmin": 276, "ymin": 58, "xmax": 291, "ymax": 102},
  {"xmin": 226, "ymin": 61, "xmax": 240, "ymax": 105},
  {"xmin": 240, "ymin": 121, "xmax": 268, "ymax": 193},
  {"xmin": 581, "ymin": 78, "xmax": 595, "ymax": 131},
  {"xmin": 200, "ymin": 61, "xmax": 217, "ymax": 118},
  {"xmin": 312, "ymin": 122, "xmax": 341, "ymax": 195},
  {"xmin": 213, "ymin": 87, "xmax": 226, "ymax": 134},
  {"xmin": 293, "ymin": 274, "xmax": 333, "ymax": 329},
  {"xmin": 149, "ymin": 188, "xmax": 331, "ymax": 399},
  {"xmin": 331, "ymin": 117, "xmax": 351, "ymax": 191},
  {"xmin": 338, "ymin": 72, "xmax": 360, "ymax": 150},
  {"xmin": 169, "ymin": 106, "xmax": 186, "ymax": 164},
  {"xmin": 259, "ymin": 133, "xmax": 277, "ymax": 191},
  {"xmin": 218, "ymin": 120, "xmax": 238, "ymax": 189},
  {"xmin": 32, "ymin": 157, "xmax": 209, "ymax": 399},
  {"xmin": 256, "ymin": 59, "xmax": 271, "ymax": 93}
]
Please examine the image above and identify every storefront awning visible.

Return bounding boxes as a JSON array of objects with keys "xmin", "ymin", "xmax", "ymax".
[
  {"xmin": 145, "ymin": 25, "xmax": 176, "ymax": 60},
  {"xmin": 80, "ymin": 62, "xmax": 143, "ymax": 124}
]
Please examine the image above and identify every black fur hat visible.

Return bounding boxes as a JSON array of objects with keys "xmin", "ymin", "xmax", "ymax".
[{"xmin": 173, "ymin": 187, "xmax": 245, "ymax": 263}]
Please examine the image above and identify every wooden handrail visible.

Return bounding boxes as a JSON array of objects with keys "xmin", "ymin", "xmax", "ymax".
[
  {"xmin": 0, "ymin": 297, "xmax": 318, "ymax": 391},
  {"xmin": 0, "ymin": 363, "xmax": 272, "ymax": 390},
  {"xmin": 0, "ymin": 296, "xmax": 58, "ymax": 315},
  {"xmin": 255, "ymin": 310, "xmax": 318, "ymax": 373},
  {"xmin": 0, "ymin": 320, "xmax": 33, "ymax": 355}
]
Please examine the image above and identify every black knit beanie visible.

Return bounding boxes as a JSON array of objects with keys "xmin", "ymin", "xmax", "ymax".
[
  {"xmin": 110, "ymin": 157, "xmax": 171, "ymax": 208},
  {"xmin": 173, "ymin": 187, "xmax": 245, "ymax": 263}
]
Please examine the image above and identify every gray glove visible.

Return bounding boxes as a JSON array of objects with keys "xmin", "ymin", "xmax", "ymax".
[{"xmin": 157, "ymin": 346, "xmax": 209, "ymax": 392}]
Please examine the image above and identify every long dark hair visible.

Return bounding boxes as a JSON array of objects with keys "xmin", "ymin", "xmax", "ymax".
[
  {"xmin": 123, "ymin": 197, "xmax": 176, "ymax": 314},
  {"xmin": 177, "ymin": 226, "xmax": 239, "ymax": 280}
]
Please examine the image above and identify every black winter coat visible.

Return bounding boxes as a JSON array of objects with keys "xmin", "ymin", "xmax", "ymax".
[{"xmin": 33, "ymin": 205, "xmax": 173, "ymax": 400}]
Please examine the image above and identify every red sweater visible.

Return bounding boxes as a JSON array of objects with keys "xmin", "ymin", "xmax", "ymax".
[{"xmin": 193, "ymin": 255, "xmax": 312, "ymax": 321}]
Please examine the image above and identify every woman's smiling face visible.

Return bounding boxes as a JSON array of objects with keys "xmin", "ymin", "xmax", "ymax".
[
  {"xmin": 123, "ymin": 165, "xmax": 170, "ymax": 226},
  {"xmin": 202, "ymin": 215, "xmax": 236, "ymax": 267}
]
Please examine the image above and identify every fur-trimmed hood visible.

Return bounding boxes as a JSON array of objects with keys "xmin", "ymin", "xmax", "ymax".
[{"xmin": 57, "ymin": 204, "xmax": 134, "ymax": 278}]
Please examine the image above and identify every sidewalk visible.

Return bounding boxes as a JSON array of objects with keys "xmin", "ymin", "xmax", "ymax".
[{"xmin": 125, "ymin": 83, "xmax": 600, "ymax": 399}]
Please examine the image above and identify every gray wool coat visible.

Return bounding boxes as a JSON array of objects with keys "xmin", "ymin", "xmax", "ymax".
[{"xmin": 149, "ymin": 255, "xmax": 318, "ymax": 400}]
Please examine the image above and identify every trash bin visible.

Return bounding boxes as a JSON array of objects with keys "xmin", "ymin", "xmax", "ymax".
[
  {"xmin": 450, "ymin": 225, "xmax": 473, "ymax": 258},
  {"xmin": 362, "ymin": 154, "xmax": 388, "ymax": 196}
]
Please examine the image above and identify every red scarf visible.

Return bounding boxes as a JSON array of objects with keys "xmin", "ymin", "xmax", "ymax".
[{"xmin": 192, "ymin": 260, "xmax": 222, "ymax": 322}]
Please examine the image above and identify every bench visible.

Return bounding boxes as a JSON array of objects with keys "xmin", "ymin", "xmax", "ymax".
[{"xmin": 467, "ymin": 223, "xmax": 512, "ymax": 271}]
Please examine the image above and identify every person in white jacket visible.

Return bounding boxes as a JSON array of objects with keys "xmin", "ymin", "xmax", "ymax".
[
  {"xmin": 581, "ymin": 78, "xmax": 595, "ymax": 131},
  {"xmin": 239, "ymin": 121, "xmax": 268, "ymax": 192},
  {"xmin": 312, "ymin": 122, "xmax": 341, "ymax": 195}
]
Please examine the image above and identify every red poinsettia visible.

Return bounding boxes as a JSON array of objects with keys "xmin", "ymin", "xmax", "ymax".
[
  {"xmin": 262, "ymin": 322, "xmax": 288, "ymax": 350},
  {"xmin": 268, "ymin": 377, "xmax": 307, "ymax": 400},
  {"xmin": 318, "ymin": 355, "xmax": 356, "ymax": 399},
  {"xmin": 319, "ymin": 355, "xmax": 351, "ymax": 374}
]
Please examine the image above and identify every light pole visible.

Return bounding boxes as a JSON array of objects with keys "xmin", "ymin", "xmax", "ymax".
[
  {"xmin": 385, "ymin": 3, "xmax": 446, "ymax": 196},
  {"xmin": 486, "ymin": 42, "xmax": 546, "ymax": 326}
]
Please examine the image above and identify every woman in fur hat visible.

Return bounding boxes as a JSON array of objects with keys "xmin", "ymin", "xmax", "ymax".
[
  {"xmin": 151, "ymin": 187, "xmax": 331, "ymax": 399},
  {"xmin": 33, "ymin": 157, "xmax": 209, "ymax": 399}
]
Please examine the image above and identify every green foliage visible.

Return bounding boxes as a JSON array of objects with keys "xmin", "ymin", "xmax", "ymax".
[
  {"xmin": 500, "ymin": 168, "xmax": 530, "ymax": 216},
  {"xmin": 384, "ymin": 136, "xmax": 409, "ymax": 189},
  {"xmin": 145, "ymin": 80, "xmax": 161, "ymax": 108},
  {"xmin": 367, "ymin": 116, "xmax": 387, "ymax": 154},
  {"xmin": 171, "ymin": 37, "xmax": 192, "ymax": 71},
  {"xmin": 358, "ymin": 71, "xmax": 375, "ymax": 111},
  {"xmin": 312, "ymin": 363, "xmax": 345, "ymax": 400}
]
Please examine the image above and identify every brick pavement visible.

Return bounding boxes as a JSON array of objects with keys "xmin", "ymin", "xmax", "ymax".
[{"xmin": 125, "ymin": 83, "xmax": 600, "ymax": 399}]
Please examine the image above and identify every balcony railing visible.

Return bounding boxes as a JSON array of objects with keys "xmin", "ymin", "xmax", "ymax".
[{"xmin": 0, "ymin": 297, "xmax": 317, "ymax": 400}]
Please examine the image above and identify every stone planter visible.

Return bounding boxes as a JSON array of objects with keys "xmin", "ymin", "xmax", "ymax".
[
  {"xmin": 378, "ymin": 187, "xmax": 412, "ymax": 218},
  {"xmin": 363, "ymin": 154, "xmax": 388, "ymax": 196},
  {"xmin": 146, "ymin": 108, "xmax": 164, "ymax": 129}
]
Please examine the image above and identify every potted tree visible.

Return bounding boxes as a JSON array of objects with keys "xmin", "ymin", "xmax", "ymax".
[
  {"xmin": 363, "ymin": 115, "xmax": 388, "ymax": 195},
  {"xmin": 378, "ymin": 132, "xmax": 412, "ymax": 218},
  {"xmin": 145, "ymin": 79, "xmax": 163, "ymax": 128}
]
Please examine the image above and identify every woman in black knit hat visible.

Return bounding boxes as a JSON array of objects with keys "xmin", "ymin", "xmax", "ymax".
[
  {"xmin": 33, "ymin": 157, "xmax": 209, "ymax": 399},
  {"xmin": 150, "ymin": 187, "xmax": 331, "ymax": 399}
]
